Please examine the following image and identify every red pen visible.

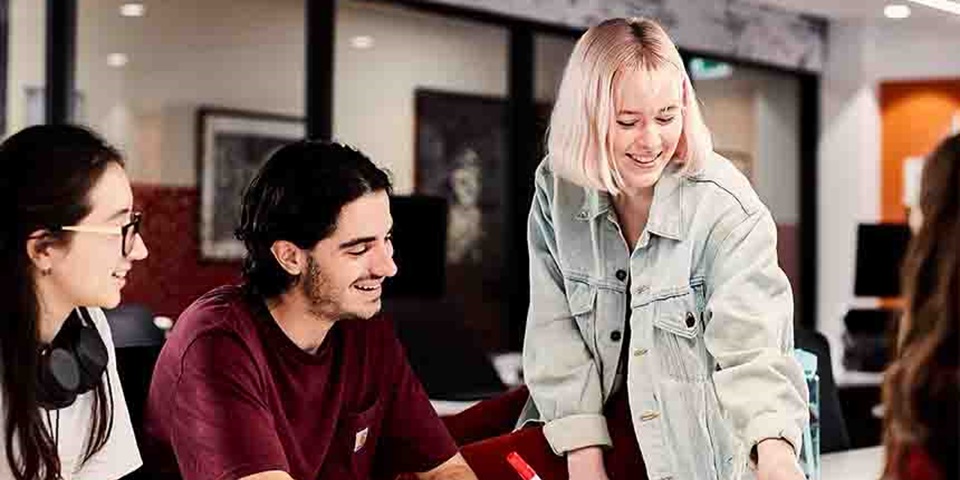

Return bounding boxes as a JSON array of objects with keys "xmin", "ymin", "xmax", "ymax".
[{"xmin": 506, "ymin": 451, "xmax": 543, "ymax": 480}]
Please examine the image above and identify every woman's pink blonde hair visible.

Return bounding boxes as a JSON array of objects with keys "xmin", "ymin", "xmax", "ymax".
[{"xmin": 546, "ymin": 17, "xmax": 713, "ymax": 194}]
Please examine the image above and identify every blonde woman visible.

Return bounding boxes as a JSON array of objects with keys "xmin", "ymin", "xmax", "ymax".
[{"xmin": 518, "ymin": 18, "xmax": 808, "ymax": 480}]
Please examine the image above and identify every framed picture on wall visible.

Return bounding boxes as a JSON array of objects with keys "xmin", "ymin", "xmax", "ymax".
[
  {"xmin": 414, "ymin": 89, "xmax": 508, "ymax": 346},
  {"xmin": 415, "ymin": 89, "xmax": 507, "ymax": 270},
  {"xmin": 413, "ymin": 89, "xmax": 553, "ymax": 349},
  {"xmin": 197, "ymin": 107, "xmax": 304, "ymax": 261}
]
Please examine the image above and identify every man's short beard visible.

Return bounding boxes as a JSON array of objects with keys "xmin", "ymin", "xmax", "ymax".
[
  {"xmin": 300, "ymin": 255, "xmax": 379, "ymax": 322},
  {"xmin": 301, "ymin": 255, "xmax": 340, "ymax": 321}
]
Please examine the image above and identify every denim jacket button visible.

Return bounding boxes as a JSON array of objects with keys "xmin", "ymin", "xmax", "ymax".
[
  {"xmin": 685, "ymin": 312, "xmax": 696, "ymax": 328},
  {"xmin": 640, "ymin": 411, "xmax": 661, "ymax": 422},
  {"xmin": 615, "ymin": 269, "xmax": 628, "ymax": 281},
  {"xmin": 610, "ymin": 330, "xmax": 622, "ymax": 342}
]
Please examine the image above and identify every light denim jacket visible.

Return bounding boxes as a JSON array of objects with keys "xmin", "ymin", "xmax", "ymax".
[{"xmin": 520, "ymin": 154, "xmax": 809, "ymax": 480}]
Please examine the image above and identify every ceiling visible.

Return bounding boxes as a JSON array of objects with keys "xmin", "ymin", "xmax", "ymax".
[{"xmin": 743, "ymin": 0, "xmax": 959, "ymax": 23}]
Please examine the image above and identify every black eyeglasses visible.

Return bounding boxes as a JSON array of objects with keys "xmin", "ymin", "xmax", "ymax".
[{"xmin": 59, "ymin": 211, "xmax": 143, "ymax": 257}]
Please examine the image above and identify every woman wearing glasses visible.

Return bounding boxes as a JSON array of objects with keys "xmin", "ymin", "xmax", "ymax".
[{"xmin": 0, "ymin": 125, "xmax": 148, "ymax": 480}]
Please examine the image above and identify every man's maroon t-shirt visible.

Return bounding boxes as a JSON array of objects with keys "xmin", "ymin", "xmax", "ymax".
[{"xmin": 144, "ymin": 285, "xmax": 458, "ymax": 480}]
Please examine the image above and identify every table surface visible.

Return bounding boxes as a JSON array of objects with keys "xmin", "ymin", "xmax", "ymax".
[
  {"xmin": 426, "ymin": 397, "xmax": 886, "ymax": 480},
  {"xmin": 836, "ymin": 368, "xmax": 884, "ymax": 387},
  {"xmin": 821, "ymin": 446, "xmax": 884, "ymax": 480},
  {"xmin": 430, "ymin": 399, "xmax": 480, "ymax": 416}
]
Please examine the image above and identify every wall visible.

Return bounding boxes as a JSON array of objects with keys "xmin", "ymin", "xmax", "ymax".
[
  {"xmin": 81, "ymin": 0, "xmax": 306, "ymax": 186},
  {"xmin": 4, "ymin": 0, "xmax": 807, "ymax": 321},
  {"xmin": 871, "ymin": 20, "xmax": 960, "ymax": 82},
  {"xmin": 697, "ymin": 69, "xmax": 801, "ymax": 225},
  {"xmin": 534, "ymin": 34, "xmax": 575, "ymax": 103},
  {"xmin": 334, "ymin": 2, "xmax": 581, "ymax": 194},
  {"xmin": 5, "ymin": 0, "xmax": 812, "ymax": 198},
  {"xmin": 7, "ymin": 0, "xmax": 307, "ymax": 182},
  {"xmin": 7, "ymin": 0, "xmax": 574, "ymax": 190},
  {"xmin": 698, "ymin": 78, "xmax": 757, "ymax": 160},
  {"xmin": 14, "ymin": 0, "xmax": 956, "ymax": 357},
  {"xmin": 333, "ymin": 1, "xmax": 508, "ymax": 194},
  {"xmin": 6, "ymin": 0, "xmax": 44, "ymax": 135},
  {"xmin": 697, "ymin": 69, "xmax": 801, "ymax": 298},
  {"xmin": 4, "ymin": 0, "xmax": 307, "ymax": 315},
  {"xmin": 4, "ymin": 0, "xmax": 579, "ymax": 321},
  {"xmin": 880, "ymin": 80, "xmax": 960, "ymax": 223},
  {"xmin": 818, "ymin": 18, "xmax": 960, "ymax": 378},
  {"xmin": 756, "ymin": 73, "xmax": 800, "ymax": 225}
]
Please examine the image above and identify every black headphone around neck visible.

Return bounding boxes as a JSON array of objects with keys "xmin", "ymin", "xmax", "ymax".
[{"xmin": 37, "ymin": 308, "xmax": 109, "ymax": 410}]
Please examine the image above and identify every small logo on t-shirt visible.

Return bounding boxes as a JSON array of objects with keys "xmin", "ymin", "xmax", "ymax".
[{"xmin": 354, "ymin": 427, "xmax": 369, "ymax": 453}]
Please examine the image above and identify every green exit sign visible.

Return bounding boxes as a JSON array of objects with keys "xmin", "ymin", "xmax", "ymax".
[{"xmin": 689, "ymin": 57, "xmax": 734, "ymax": 80}]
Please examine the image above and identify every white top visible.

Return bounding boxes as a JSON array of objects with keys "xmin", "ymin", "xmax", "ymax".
[{"xmin": 0, "ymin": 307, "xmax": 142, "ymax": 480}]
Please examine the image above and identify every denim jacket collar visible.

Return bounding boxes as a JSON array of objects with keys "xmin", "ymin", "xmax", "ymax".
[{"xmin": 577, "ymin": 165, "xmax": 685, "ymax": 241}]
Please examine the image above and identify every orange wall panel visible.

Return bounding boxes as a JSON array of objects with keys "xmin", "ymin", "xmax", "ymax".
[{"xmin": 880, "ymin": 80, "xmax": 960, "ymax": 223}]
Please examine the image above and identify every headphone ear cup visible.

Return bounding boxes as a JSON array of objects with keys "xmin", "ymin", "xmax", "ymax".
[
  {"xmin": 73, "ymin": 325, "xmax": 109, "ymax": 393},
  {"xmin": 37, "ymin": 348, "xmax": 81, "ymax": 410}
]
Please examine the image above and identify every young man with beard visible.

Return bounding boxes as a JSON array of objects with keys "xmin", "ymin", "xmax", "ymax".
[{"xmin": 143, "ymin": 142, "xmax": 477, "ymax": 480}]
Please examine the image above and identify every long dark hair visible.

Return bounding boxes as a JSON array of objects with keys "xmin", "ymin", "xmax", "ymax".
[
  {"xmin": 0, "ymin": 125, "xmax": 123, "ymax": 480},
  {"xmin": 235, "ymin": 141, "xmax": 391, "ymax": 298},
  {"xmin": 883, "ymin": 133, "xmax": 960, "ymax": 480}
]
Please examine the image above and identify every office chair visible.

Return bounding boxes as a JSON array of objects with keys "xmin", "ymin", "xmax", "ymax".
[
  {"xmin": 795, "ymin": 326, "xmax": 851, "ymax": 453},
  {"xmin": 103, "ymin": 303, "xmax": 168, "ymax": 480}
]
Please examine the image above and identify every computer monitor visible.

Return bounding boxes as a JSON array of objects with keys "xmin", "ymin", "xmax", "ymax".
[{"xmin": 853, "ymin": 223, "xmax": 911, "ymax": 297}]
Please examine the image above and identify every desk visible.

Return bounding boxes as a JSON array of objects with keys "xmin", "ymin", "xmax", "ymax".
[
  {"xmin": 836, "ymin": 369, "xmax": 883, "ymax": 388},
  {"xmin": 821, "ymin": 446, "xmax": 884, "ymax": 480},
  {"xmin": 431, "ymin": 399, "xmax": 480, "ymax": 416}
]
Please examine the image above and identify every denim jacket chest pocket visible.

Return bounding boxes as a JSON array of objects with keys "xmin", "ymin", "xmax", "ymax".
[
  {"xmin": 564, "ymin": 277, "xmax": 600, "ymax": 358},
  {"xmin": 645, "ymin": 286, "xmax": 712, "ymax": 383}
]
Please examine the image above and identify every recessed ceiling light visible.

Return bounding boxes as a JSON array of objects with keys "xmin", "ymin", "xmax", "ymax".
[
  {"xmin": 120, "ymin": 3, "xmax": 146, "ymax": 17},
  {"xmin": 350, "ymin": 35, "xmax": 375, "ymax": 49},
  {"xmin": 107, "ymin": 53, "xmax": 129, "ymax": 67},
  {"xmin": 907, "ymin": 0, "xmax": 960, "ymax": 15},
  {"xmin": 885, "ymin": 4, "xmax": 912, "ymax": 18}
]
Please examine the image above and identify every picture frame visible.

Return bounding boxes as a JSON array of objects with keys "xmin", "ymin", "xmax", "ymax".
[
  {"xmin": 413, "ymin": 89, "xmax": 552, "ymax": 348},
  {"xmin": 196, "ymin": 107, "xmax": 304, "ymax": 261},
  {"xmin": 413, "ymin": 89, "xmax": 509, "ymax": 346},
  {"xmin": 414, "ymin": 89, "xmax": 508, "ymax": 270}
]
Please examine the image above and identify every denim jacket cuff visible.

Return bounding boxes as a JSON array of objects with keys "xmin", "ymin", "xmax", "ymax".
[
  {"xmin": 744, "ymin": 412, "xmax": 803, "ymax": 465},
  {"xmin": 542, "ymin": 414, "xmax": 612, "ymax": 456}
]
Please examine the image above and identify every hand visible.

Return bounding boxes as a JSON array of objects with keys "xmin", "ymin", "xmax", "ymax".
[
  {"xmin": 567, "ymin": 446, "xmax": 610, "ymax": 480},
  {"xmin": 756, "ymin": 439, "xmax": 805, "ymax": 480},
  {"xmin": 416, "ymin": 453, "xmax": 478, "ymax": 480}
]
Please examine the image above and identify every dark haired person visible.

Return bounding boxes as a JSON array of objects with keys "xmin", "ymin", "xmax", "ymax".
[
  {"xmin": 144, "ymin": 141, "xmax": 477, "ymax": 480},
  {"xmin": 0, "ymin": 125, "xmax": 149, "ymax": 480},
  {"xmin": 882, "ymin": 133, "xmax": 960, "ymax": 480}
]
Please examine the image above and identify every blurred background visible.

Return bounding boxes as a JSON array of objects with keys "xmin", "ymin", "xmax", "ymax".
[{"xmin": 8, "ymin": 0, "xmax": 960, "ymax": 456}]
